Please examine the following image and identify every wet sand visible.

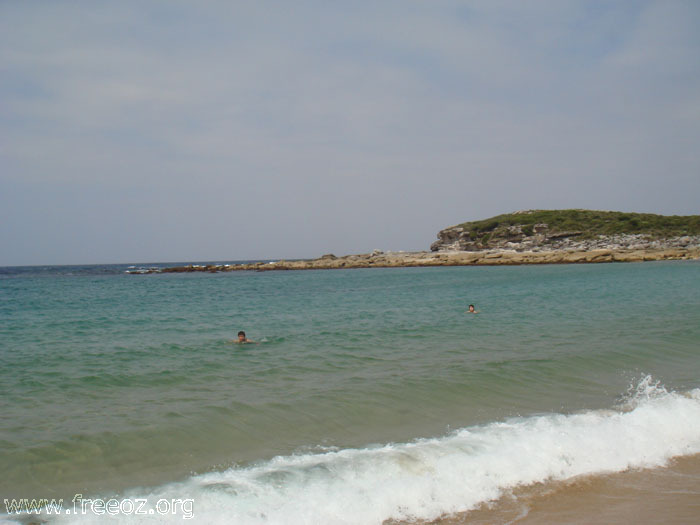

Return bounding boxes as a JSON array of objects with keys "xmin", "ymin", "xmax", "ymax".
[{"xmin": 402, "ymin": 454, "xmax": 700, "ymax": 525}]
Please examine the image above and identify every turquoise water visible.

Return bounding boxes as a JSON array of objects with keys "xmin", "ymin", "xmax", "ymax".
[{"xmin": 1, "ymin": 261, "xmax": 699, "ymax": 523}]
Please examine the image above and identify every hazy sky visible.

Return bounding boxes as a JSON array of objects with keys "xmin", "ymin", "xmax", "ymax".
[{"xmin": 2, "ymin": 1, "xmax": 699, "ymax": 265}]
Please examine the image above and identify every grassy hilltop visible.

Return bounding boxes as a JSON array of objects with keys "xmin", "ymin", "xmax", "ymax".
[{"xmin": 455, "ymin": 209, "xmax": 700, "ymax": 242}]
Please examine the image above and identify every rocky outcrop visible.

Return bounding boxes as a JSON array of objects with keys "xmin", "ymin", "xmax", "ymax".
[
  {"xmin": 431, "ymin": 223, "xmax": 700, "ymax": 253},
  {"xmin": 132, "ymin": 210, "xmax": 700, "ymax": 274},
  {"xmin": 139, "ymin": 247, "xmax": 700, "ymax": 274}
]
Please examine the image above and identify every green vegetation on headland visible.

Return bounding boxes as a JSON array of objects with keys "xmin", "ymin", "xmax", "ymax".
[
  {"xmin": 456, "ymin": 210, "xmax": 700, "ymax": 240},
  {"xmin": 430, "ymin": 209, "xmax": 700, "ymax": 252}
]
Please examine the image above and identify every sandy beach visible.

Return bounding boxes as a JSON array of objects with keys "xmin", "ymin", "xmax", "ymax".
[{"xmin": 418, "ymin": 454, "xmax": 700, "ymax": 525}]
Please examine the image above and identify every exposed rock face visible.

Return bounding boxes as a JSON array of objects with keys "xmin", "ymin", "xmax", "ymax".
[{"xmin": 430, "ymin": 223, "xmax": 700, "ymax": 253}]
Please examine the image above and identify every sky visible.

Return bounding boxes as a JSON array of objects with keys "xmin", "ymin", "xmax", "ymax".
[{"xmin": 1, "ymin": 1, "xmax": 699, "ymax": 265}]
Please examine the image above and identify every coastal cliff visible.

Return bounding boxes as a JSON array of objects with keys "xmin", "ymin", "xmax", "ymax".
[
  {"xmin": 430, "ymin": 209, "xmax": 700, "ymax": 252},
  {"xmin": 136, "ymin": 210, "xmax": 700, "ymax": 274}
]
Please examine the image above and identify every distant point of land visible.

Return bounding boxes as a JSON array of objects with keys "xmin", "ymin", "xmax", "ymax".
[{"xmin": 134, "ymin": 210, "xmax": 700, "ymax": 274}]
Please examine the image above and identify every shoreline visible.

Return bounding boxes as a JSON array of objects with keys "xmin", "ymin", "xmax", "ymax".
[
  {"xmin": 418, "ymin": 453, "xmax": 700, "ymax": 525},
  {"xmin": 148, "ymin": 247, "xmax": 700, "ymax": 274}
]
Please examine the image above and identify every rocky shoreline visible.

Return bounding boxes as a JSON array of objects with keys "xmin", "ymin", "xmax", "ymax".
[
  {"xmin": 124, "ymin": 210, "xmax": 700, "ymax": 273},
  {"xmin": 136, "ymin": 245, "xmax": 700, "ymax": 274}
]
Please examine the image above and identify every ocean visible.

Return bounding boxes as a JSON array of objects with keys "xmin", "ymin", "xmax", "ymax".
[{"xmin": 1, "ymin": 261, "xmax": 699, "ymax": 524}]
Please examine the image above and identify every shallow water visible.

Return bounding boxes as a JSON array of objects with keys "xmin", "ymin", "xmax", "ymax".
[{"xmin": 1, "ymin": 261, "xmax": 699, "ymax": 523}]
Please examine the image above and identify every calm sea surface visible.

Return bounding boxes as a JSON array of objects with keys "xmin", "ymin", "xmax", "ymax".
[{"xmin": 1, "ymin": 261, "xmax": 699, "ymax": 523}]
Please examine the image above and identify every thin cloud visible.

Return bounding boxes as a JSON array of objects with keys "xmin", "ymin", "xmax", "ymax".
[{"xmin": 1, "ymin": 1, "xmax": 699, "ymax": 264}]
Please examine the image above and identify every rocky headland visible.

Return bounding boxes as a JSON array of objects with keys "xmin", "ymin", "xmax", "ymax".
[
  {"xmin": 429, "ymin": 209, "xmax": 700, "ymax": 253},
  {"xmin": 137, "ymin": 210, "xmax": 700, "ymax": 274}
]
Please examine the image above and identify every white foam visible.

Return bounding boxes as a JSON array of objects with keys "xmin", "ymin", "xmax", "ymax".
[{"xmin": 15, "ymin": 378, "xmax": 700, "ymax": 524}]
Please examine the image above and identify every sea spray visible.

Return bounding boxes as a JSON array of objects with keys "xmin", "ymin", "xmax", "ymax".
[{"xmin": 18, "ymin": 378, "xmax": 700, "ymax": 525}]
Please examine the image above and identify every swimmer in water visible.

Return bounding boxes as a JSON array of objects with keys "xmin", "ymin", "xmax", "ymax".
[
  {"xmin": 466, "ymin": 304, "xmax": 479, "ymax": 314},
  {"xmin": 235, "ymin": 330, "xmax": 258, "ymax": 344}
]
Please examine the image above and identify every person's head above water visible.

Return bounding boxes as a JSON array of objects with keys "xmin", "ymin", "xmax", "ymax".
[
  {"xmin": 235, "ymin": 330, "xmax": 258, "ymax": 344},
  {"xmin": 468, "ymin": 304, "xmax": 477, "ymax": 313}
]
